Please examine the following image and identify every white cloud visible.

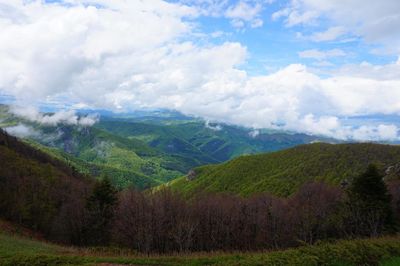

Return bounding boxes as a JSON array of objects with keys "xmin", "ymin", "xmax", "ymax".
[
  {"xmin": 249, "ymin": 129, "xmax": 259, "ymax": 138},
  {"xmin": 10, "ymin": 105, "xmax": 99, "ymax": 126},
  {"xmin": 273, "ymin": 0, "xmax": 400, "ymax": 53},
  {"xmin": 0, "ymin": 0, "xmax": 196, "ymax": 101},
  {"xmin": 181, "ymin": 0, "xmax": 266, "ymax": 28},
  {"xmin": 225, "ymin": 1, "xmax": 263, "ymax": 28},
  {"xmin": 298, "ymin": 49, "xmax": 346, "ymax": 60},
  {"xmin": 1, "ymin": 1, "xmax": 400, "ymax": 141},
  {"xmin": 352, "ymin": 124, "xmax": 399, "ymax": 142},
  {"xmin": 4, "ymin": 124, "xmax": 39, "ymax": 138},
  {"xmin": 312, "ymin": 60, "xmax": 334, "ymax": 67},
  {"xmin": 333, "ymin": 59, "xmax": 400, "ymax": 80},
  {"xmin": 205, "ymin": 120, "xmax": 222, "ymax": 131},
  {"xmin": 310, "ymin": 26, "xmax": 346, "ymax": 42}
]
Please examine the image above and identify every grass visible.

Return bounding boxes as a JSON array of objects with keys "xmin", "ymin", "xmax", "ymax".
[
  {"xmin": 1, "ymin": 231, "xmax": 400, "ymax": 266},
  {"xmin": 381, "ymin": 257, "xmax": 400, "ymax": 266},
  {"xmin": 0, "ymin": 234, "xmax": 62, "ymax": 257}
]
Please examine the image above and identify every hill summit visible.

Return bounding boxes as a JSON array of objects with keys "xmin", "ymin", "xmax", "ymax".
[{"xmin": 169, "ymin": 143, "xmax": 400, "ymax": 197}]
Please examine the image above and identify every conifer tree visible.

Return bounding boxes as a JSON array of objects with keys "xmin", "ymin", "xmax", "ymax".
[
  {"xmin": 346, "ymin": 164, "xmax": 395, "ymax": 236},
  {"xmin": 83, "ymin": 176, "xmax": 118, "ymax": 245}
]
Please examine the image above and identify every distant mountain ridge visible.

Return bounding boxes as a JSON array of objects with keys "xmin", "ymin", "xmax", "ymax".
[
  {"xmin": 168, "ymin": 142, "xmax": 400, "ymax": 197},
  {"xmin": 0, "ymin": 104, "xmax": 338, "ymax": 189}
]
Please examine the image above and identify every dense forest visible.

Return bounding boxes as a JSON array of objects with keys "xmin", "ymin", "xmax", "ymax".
[
  {"xmin": 0, "ymin": 104, "xmax": 331, "ymax": 190},
  {"xmin": 170, "ymin": 142, "xmax": 400, "ymax": 197},
  {"xmin": 1, "ymin": 128, "xmax": 400, "ymax": 254}
]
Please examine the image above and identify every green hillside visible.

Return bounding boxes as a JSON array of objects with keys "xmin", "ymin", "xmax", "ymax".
[
  {"xmin": 1, "ymin": 104, "xmax": 332, "ymax": 189},
  {"xmin": 1, "ymin": 230, "xmax": 400, "ymax": 266},
  {"xmin": 97, "ymin": 118, "xmax": 328, "ymax": 164},
  {"xmin": 0, "ymin": 106, "xmax": 184, "ymax": 189},
  {"xmin": 0, "ymin": 128, "xmax": 93, "ymax": 238},
  {"xmin": 33, "ymin": 125, "xmax": 188, "ymax": 189},
  {"xmin": 24, "ymin": 141, "xmax": 162, "ymax": 189},
  {"xmin": 169, "ymin": 142, "xmax": 400, "ymax": 197}
]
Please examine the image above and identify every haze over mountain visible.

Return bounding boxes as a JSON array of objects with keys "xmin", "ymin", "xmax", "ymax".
[
  {"xmin": 1, "ymin": 104, "xmax": 333, "ymax": 188},
  {"xmin": 0, "ymin": 0, "xmax": 400, "ymax": 142}
]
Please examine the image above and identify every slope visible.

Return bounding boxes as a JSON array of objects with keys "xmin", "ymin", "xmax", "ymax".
[
  {"xmin": 1, "ymin": 230, "xmax": 400, "ymax": 266},
  {"xmin": 96, "ymin": 118, "xmax": 329, "ymax": 165},
  {"xmin": 0, "ymin": 128, "xmax": 92, "ymax": 238},
  {"xmin": 1, "ymin": 105, "xmax": 335, "ymax": 189},
  {"xmin": 0, "ymin": 105, "xmax": 185, "ymax": 189},
  {"xmin": 169, "ymin": 142, "xmax": 400, "ymax": 197},
  {"xmin": 34, "ymin": 124, "xmax": 181, "ymax": 189}
]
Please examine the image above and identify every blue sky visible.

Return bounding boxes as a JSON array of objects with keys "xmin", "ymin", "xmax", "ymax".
[
  {"xmin": 1, "ymin": 0, "xmax": 400, "ymax": 141},
  {"xmin": 174, "ymin": 0, "xmax": 397, "ymax": 74}
]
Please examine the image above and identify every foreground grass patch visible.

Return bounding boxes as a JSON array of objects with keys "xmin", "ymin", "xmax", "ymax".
[
  {"xmin": 381, "ymin": 257, "xmax": 400, "ymax": 266},
  {"xmin": 1, "ymin": 233, "xmax": 400, "ymax": 266},
  {"xmin": 0, "ymin": 234, "xmax": 62, "ymax": 258}
]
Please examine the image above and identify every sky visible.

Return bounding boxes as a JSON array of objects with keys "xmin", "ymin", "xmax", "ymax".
[{"xmin": 0, "ymin": 0, "xmax": 400, "ymax": 141}]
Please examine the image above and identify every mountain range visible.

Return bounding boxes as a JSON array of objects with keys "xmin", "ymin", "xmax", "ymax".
[{"xmin": 0, "ymin": 104, "xmax": 333, "ymax": 189}]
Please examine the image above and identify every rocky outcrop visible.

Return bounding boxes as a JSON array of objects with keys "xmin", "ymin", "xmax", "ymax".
[
  {"xmin": 385, "ymin": 163, "xmax": 400, "ymax": 179},
  {"xmin": 187, "ymin": 169, "xmax": 196, "ymax": 181}
]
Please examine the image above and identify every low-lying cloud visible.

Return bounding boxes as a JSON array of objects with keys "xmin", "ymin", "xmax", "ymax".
[
  {"xmin": 4, "ymin": 124, "xmax": 39, "ymax": 138},
  {"xmin": 10, "ymin": 106, "xmax": 98, "ymax": 127},
  {"xmin": 0, "ymin": 1, "xmax": 400, "ymax": 142}
]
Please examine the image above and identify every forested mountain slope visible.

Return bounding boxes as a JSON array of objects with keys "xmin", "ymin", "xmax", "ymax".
[
  {"xmin": 0, "ymin": 129, "xmax": 92, "ymax": 241},
  {"xmin": 1, "ymin": 104, "xmax": 332, "ymax": 189},
  {"xmin": 169, "ymin": 143, "xmax": 400, "ymax": 197}
]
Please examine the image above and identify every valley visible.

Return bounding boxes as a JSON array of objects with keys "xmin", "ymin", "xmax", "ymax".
[
  {"xmin": 1, "ymin": 106, "xmax": 400, "ymax": 265},
  {"xmin": 0, "ymin": 104, "xmax": 330, "ymax": 189},
  {"xmin": 2, "ymin": 1, "xmax": 400, "ymax": 264}
]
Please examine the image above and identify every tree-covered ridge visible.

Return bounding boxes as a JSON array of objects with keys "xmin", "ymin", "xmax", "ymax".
[
  {"xmin": 169, "ymin": 142, "xmax": 400, "ymax": 197},
  {"xmin": 33, "ymin": 125, "xmax": 184, "ymax": 189},
  {"xmin": 1, "ymin": 128, "xmax": 400, "ymax": 257},
  {"xmin": 97, "ymin": 118, "xmax": 329, "ymax": 163},
  {"xmin": 1, "ymin": 104, "xmax": 332, "ymax": 189},
  {"xmin": 0, "ymin": 128, "xmax": 92, "ymax": 240}
]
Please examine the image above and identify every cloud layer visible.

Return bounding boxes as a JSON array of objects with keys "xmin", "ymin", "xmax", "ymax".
[
  {"xmin": 0, "ymin": 0, "xmax": 400, "ymax": 141},
  {"xmin": 10, "ymin": 106, "xmax": 99, "ymax": 126},
  {"xmin": 273, "ymin": 0, "xmax": 400, "ymax": 53}
]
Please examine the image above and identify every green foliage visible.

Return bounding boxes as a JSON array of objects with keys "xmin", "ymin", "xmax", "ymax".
[
  {"xmin": 97, "ymin": 119, "xmax": 327, "ymax": 164},
  {"xmin": 83, "ymin": 177, "xmax": 118, "ymax": 246},
  {"xmin": 348, "ymin": 165, "xmax": 392, "ymax": 204},
  {"xmin": 345, "ymin": 165, "xmax": 396, "ymax": 236},
  {"xmin": 25, "ymin": 125, "xmax": 183, "ymax": 189},
  {"xmin": 1, "ymin": 232, "xmax": 400, "ymax": 266},
  {"xmin": 382, "ymin": 257, "xmax": 400, "ymax": 266},
  {"xmin": 0, "ymin": 105, "xmax": 331, "ymax": 190},
  {"xmin": 170, "ymin": 143, "xmax": 400, "ymax": 197}
]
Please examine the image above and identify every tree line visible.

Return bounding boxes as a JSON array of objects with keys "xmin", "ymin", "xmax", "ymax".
[
  {"xmin": 112, "ymin": 165, "xmax": 398, "ymax": 253},
  {"xmin": 0, "ymin": 128, "xmax": 399, "ymax": 253}
]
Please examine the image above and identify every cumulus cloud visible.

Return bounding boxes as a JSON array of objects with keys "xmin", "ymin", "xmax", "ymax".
[
  {"xmin": 0, "ymin": 0, "xmax": 196, "ymax": 102},
  {"xmin": 0, "ymin": 1, "xmax": 400, "ymax": 142},
  {"xmin": 10, "ymin": 106, "xmax": 98, "ymax": 126}
]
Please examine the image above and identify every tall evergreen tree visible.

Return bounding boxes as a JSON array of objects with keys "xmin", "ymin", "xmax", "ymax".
[
  {"xmin": 83, "ymin": 177, "xmax": 118, "ymax": 246},
  {"xmin": 346, "ymin": 164, "xmax": 395, "ymax": 236}
]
